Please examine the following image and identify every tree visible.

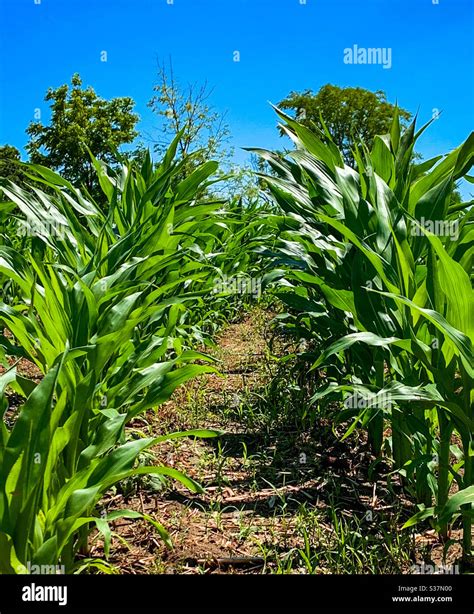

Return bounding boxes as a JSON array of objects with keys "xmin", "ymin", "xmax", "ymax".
[
  {"xmin": 0, "ymin": 145, "xmax": 25, "ymax": 185},
  {"xmin": 148, "ymin": 62, "xmax": 264, "ymax": 204},
  {"xmin": 148, "ymin": 61, "xmax": 231, "ymax": 176},
  {"xmin": 278, "ymin": 85, "xmax": 411, "ymax": 165},
  {"xmin": 26, "ymin": 74, "xmax": 139, "ymax": 193}
]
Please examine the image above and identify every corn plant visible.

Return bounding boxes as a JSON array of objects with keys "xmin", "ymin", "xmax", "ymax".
[
  {"xmin": 255, "ymin": 108, "xmax": 473, "ymax": 562},
  {"xmin": 2, "ymin": 134, "xmax": 269, "ymax": 346},
  {"xmin": 0, "ymin": 141, "xmax": 234, "ymax": 573}
]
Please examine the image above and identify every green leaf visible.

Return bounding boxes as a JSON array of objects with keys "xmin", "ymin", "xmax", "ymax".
[{"xmin": 438, "ymin": 486, "xmax": 474, "ymax": 525}]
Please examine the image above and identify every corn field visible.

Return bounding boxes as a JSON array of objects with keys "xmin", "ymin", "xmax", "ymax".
[{"xmin": 0, "ymin": 110, "xmax": 473, "ymax": 576}]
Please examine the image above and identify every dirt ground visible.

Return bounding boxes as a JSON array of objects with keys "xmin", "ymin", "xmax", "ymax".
[{"xmin": 82, "ymin": 310, "xmax": 466, "ymax": 574}]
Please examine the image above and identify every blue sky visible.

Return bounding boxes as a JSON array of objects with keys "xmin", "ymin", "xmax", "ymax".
[{"xmin": 1, "ymin": 0, "xmax": 473, "ymax": 194}]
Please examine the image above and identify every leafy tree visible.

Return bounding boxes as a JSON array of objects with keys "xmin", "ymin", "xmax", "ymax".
[
  {"xmin": 278, "ymin": 84, "xmax": 411, "ymax": 164},
  {"xmin": 26, "ymin": 74, "xmax": 139, "ymax": 192},
  {"xmin": 0, "ymin": 145, "xmax": 25, "ymax": 184}
]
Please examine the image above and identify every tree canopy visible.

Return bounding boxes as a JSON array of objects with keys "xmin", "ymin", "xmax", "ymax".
[
  {"xmin": 26, "ymin": 74, "xmax": 139, "ymax": 192},
  {"xmin": 279, "ymin": 84, "xmax": 411, "ymax": 164},
  {"xmin": 0, "ymin": 145, "xmax": 25, "ymax": 185}
]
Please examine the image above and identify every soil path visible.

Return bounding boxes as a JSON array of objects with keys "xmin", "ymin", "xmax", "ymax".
[{"xmin": 94, "ymin": 309, "xmax": 410, "ymax": 574}]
